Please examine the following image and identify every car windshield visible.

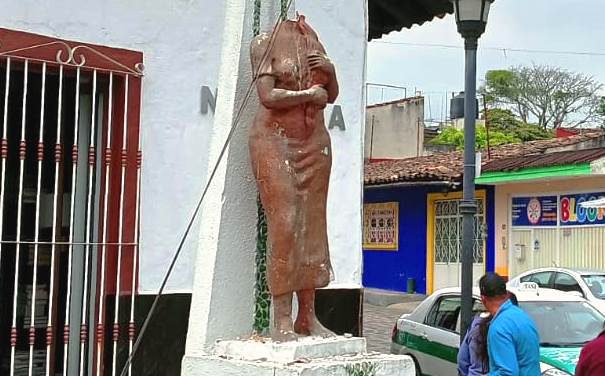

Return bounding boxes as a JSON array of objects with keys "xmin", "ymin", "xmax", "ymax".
[
  {"xmin": 520, "ymin": 301, "xmax": 605, "ymax": 347},
  {"xmin": 581, "ymin": 275, "xmax": 605, "ymax": 300}
]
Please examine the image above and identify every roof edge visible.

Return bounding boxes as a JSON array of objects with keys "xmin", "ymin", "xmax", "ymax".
[
  {"xmin": 366, "ymin": 96, "xmax": 424, "ymax": 109},
  {"xmin": 591, "ymin": 156, "xmax": 605, "ymax": 174},
  {"xmin": 476, "ymin": 163, "xmax": 592, "ymax": 185},
  {"xmin": 365, "ymin": 180, "xmax": 458, "ymax": 189}
]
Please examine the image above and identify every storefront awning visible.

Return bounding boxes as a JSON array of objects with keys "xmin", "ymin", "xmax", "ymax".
[
  {"xmin": 476, "ymin": 148, "xmax": 605, "ymax": 185},
  {"xmin": 368, "ymin": 0, "xmax": 454, "ymax": 40},
  {"xmin": 475, "ymin": 164, "xmax": 595, "ymax": 184}
]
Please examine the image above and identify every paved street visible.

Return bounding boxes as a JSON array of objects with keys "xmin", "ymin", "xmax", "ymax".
[{"xmin": 363, "ymin": 300, "xmax": 423, "ymax": 353}]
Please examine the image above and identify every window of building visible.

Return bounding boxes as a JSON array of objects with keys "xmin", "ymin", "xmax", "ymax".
[
  {"xmin": 434, "ymin": 197, "xmax": 486, "ymax": 264},
  {"xmin": 0, "ymin": 28, "xmax": 143, "ymax": 375}
]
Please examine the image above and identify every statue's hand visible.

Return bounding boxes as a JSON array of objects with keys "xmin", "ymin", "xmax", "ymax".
[
  {"xmin": 308, "ymin": 53, "xmax": 334, "ymax": 75},
  {"xmin": 308, "ymin": 85, "xmax": 328, "ymax": 108}
]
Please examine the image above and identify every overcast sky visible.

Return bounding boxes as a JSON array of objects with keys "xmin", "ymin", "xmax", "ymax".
[{"xmin": 366, "ymin": 0, "xmax": 605, "ymax": 123}]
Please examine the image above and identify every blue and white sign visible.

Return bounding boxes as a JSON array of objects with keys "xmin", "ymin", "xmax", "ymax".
[{"xmin": 512, "ymin": 196, "xmax": 558, "ymax": 227}]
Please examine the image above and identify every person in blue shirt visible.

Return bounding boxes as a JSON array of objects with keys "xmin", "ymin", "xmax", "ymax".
[
  {"xmin": 479, "ymin": 273, "xmax": 541, "ymax": 376},
  {"xmin": 458, "ymin": 291, "xmax": 519, "ymax": 376}
]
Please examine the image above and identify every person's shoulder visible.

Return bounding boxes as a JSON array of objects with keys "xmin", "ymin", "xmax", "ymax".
[
  {"xmin": 469, "ymin": 314, "xmax": 486, "ymax": 332},
  {"xmin": 472, "ymin": 313, "xmax": 488, "ymax": 323},
  {"xmin": 497, "ymin": 303, "xmax": 523, "ymax": 319},
  {"xmin": 488, "ymin": 314, "xmax": 508, "ymax": 331},
  {"xmin": 508, "ymin": 304, "xmax": 533, "ymax": 320},
  {"xmin": 583, "ymin": 333, "xmax": 605, "ymax": 352},
  {"xmin": 491, "ymin": 306, "xmax": 527, "ymax": 329},
  {"xmin": 508, "ymin": 306, "xmax": 537, "ymax": 327}
]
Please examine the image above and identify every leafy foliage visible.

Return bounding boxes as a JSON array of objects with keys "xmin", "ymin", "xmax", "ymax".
[
  {"xmin": 481, "ymin": 65, "xmax": 603, "ymax": 128},
  {"xmin": 345, "ymin": 362, "xmax": 378, "ymax": 376},
  {"xmin": 430, "ymin": 125, "xmax": 518, "ymax": 150},
  {"xmin": 430, "ymin": 109, "xmax": 554, "ymax": 150},
  {"xmin": 482, "ymin": 70, "xmax": 517, "ymax": 107},
  {"xmin": 486, "ymin": 109, "xmax": 554, "ymax": 142},
  {"xmin": 254, "ymin": 196, "xmax": 270, "ymax": 334},
  {"xmin": 431, "ymin": 126, "xmax": 465, "ymax": 148}
]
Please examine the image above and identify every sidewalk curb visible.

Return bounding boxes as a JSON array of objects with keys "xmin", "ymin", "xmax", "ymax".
[{"xmin": 363, "ymin": 288, "xmax": 426, "ymax": 307}]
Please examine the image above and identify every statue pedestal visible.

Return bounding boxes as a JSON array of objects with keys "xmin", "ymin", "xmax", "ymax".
[
  {"xmin": 181, "ymin": 336, "xmax": 415, "ymax": 376},
  {"xmin": 214, "ymin": 336, "xmax": 367, "ymax": 363}
]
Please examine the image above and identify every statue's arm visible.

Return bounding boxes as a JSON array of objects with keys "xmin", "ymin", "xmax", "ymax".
[
  {"xmin": 308, "ymin": 52, "xmax": 339, "ymax": 103},
  {"xmin": 251, "ymin": 34, "xmax": 318, "ymax": 109},
  {"xmin": 256, "ymin": 75, "xmax": 317, "ymax": 109},
  {"xmin": 325, "ymin": 71, "xmax": 339, "ymax": 104}
]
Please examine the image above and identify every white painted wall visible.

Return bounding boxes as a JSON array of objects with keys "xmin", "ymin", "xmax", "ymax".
[
  {"xmin": 453, "ymin": 118, "xmax": 485, "ymax": 130},
  {"xmin": 0, "ymin": 0, "xmax": 226, "ymax": 293},
  {"xmin": 184, "ymin": 0, "xmax": 261, "ymax": 351},
  {"xmin": 296, "ymin": 0, "xmax": 367, "ymax": 288},
  {"xmin": 2, "ymin": 0, "xmax": 365, "ymax": 293},
  {"xmin": 364, "ymin": 98, "xmax": 425, "ymax": 160}
]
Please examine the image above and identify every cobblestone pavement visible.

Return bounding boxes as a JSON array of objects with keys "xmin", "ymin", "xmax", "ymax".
[{"xmin": 363, "ymin": 301, "xmax": 423, "ymax": 353}]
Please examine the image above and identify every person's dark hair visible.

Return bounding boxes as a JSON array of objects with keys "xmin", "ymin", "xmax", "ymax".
[
  {"xmin": 476, "ymin": 315, "xmax": 493, "ymax": 371},
  {"xmin": 479, "ymin": 273, "xmax": 508, "ymax": 298},
  {"xmin": 508, "ymin": 291, "xmax": 518, "ymax": 306}
]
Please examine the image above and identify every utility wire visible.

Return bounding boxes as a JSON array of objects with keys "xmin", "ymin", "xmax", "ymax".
[
  {"xmin": 373, "ymin": 40, "xmax": 605, "ymax": 57},
  {"xmin": 118, "ymin": 1, "xmax": 293, "ymax": 375}
]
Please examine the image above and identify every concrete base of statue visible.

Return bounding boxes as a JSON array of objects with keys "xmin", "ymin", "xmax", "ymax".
[{"xmin": 181, "ymin": 336, "xmax": 415, "ymax": 376}]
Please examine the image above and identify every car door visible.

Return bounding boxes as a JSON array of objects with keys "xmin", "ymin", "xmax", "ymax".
[
  {"xmin": 412, "ymin": 295, "xmax": 461, "ymax": 376},
  {"xmin": 520, "ymin": 271, "xmax": 555, "ymax": 288},
  {"xmin": 554, "ymin": 272, "xmax": 584, "ymax": 296}
]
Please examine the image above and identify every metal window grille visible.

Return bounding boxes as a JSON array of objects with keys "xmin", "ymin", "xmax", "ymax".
[
  {"xmin": 434, "ymin": 198, "xmax": 486, "ymax": 264},
  {"xmin": 0, "ymin": 28, "xmax": 143, "ymax": 376}
]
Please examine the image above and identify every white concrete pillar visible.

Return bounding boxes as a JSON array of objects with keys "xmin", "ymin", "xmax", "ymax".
[{"xmin": 183, "ymin": 0, "xmax": 283, "ymax": 359}]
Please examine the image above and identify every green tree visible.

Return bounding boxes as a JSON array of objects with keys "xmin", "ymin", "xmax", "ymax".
[
  {"xmin": 431, "ymin": 108, "xmax": 553, "ymax": 150},
  {"xmin": 430, "ymin": 125, "xmax": 519, "ymax": 150},
  {"xmin": 482, "ymin": 70, "xmax": 528, "ymax": 121},
  {"xmin": 481, "ymin": 65, "xmax": 603, "ymax": 128},
  {"xmin": 486, "ymin": 108, "xmax": 553, "ymax": 142}
]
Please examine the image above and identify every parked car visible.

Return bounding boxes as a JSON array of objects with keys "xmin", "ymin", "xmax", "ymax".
[
  {"xmin": 391, "ymin": 285, "xmax": 605, "ymax": 376},
  {"xmin": 507, "ymin": 267, "xmax": 605, "ymax": 314}
]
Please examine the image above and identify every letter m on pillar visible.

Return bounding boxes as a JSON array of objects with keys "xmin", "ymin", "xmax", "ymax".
[{"xmin": 201, "ymin": 85, "xmax": 217, "ymax": 115}]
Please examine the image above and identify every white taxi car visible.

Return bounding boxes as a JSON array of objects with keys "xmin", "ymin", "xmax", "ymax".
[
  {"xmin": 507, "ymin": 267, "xmax": 605, "ymax": 315},
  {"xmin": 391, "ymin": 285, "xmax": 605, "ymax": 376}
]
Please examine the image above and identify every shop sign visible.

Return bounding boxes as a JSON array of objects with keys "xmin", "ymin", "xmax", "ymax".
[
  {"xmin": 363, "ymin": 202, "xmax": 398, "ymax": 250},
  {"xmin": 512, "ymin": 196, "xmax": 558, "ymax": 227},
  {"xmin": 560, "ymin": 192, "xmax": 605, "ymax": 226}
]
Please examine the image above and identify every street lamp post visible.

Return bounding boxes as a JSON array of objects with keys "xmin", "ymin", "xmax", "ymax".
[{"xmin": 451, "ymin": 0, "xmax": 494, "ymax": 341}]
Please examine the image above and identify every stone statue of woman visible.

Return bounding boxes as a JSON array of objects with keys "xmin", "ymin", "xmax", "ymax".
[{"xmin": 249, "ymin": 15, "xmax": 339, "ymax": 341}]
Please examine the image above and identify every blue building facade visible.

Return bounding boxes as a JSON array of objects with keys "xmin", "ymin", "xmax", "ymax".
[{"xmin": 363, "ymin": 184, "xmax": 495, "ymax": 294}]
